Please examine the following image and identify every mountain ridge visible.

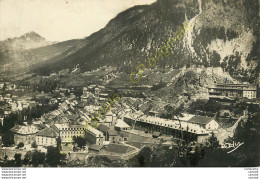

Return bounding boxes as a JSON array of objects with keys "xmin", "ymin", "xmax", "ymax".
[
  {"xmin": 1, "ymin": 0, "xmax": 260, "ymax": 84},
  {"xmin": 0, "ymin": 31, "xmax": 50, "ymax": 50},
  {"xmin": 0, "ymin": 31, "xmax": 84, "ymax": 78},
  {"xmin": 33, "ymin": 0, "xmax": 259, "ymax": 84}
]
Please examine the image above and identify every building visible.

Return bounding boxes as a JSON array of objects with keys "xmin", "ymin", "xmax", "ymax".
[
  {"xmin": 103, "ymin": 112, "xmax": 116, "ymax": 126},
  {"xmin": 36, "ymin": 127, "xmax": 59, "ymax": 147},
  {"xmin": 208, "ymin": 83, "xmax": 257, "ymax": 99},
  {"xmin": 83, "ymin": 87, "xmax": 88, "ymax": 94},
  {"xmin": 0, "ymin": 82, "xmax": 4, "ymax": 89},
  {"xmin": 53, "ymin": 124, "xmax": 85, "ymax": 143},
  {"xmin": 187, "ymin": 116, "xmax": 219, "ymax": 131},
  {"xmin": 95, "ymin": 88, "xmax": 101, "ymax": 97},
  {"xmin": 53, "ymin": 123, "xmax": 104, "ymax": 145},
  {"xmin": 85, "ymin": 125, "xmax": 104, "ymax": 146},
  {"xmin": 114, "ymin": 119, "xmax": 130, "ymax": 131},
  {"xmin": 108, "ymin": 130, "xmax": 120, "ymax": 143},
  {"xmin": 123, "ymin": 113, "xmax": 212, "ymax": 143},
  {"xmin": 97, "ymin": 124, "xmax": 110, "ymax": 141},
  {"xmin": 11, "ymin": 125, "xmax": 39, "ymax": 145},
  {"xmin": 81, "ymin": 91, "xmax": 94, "ymax": 102},
  {"xmin": 148, "ymin": 111, "xmax": 159, "ymax": 117}
]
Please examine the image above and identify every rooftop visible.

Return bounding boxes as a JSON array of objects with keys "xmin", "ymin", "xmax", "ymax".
[
  {"xmin": 36, "ymin": 127, "xmax": 59, "ymax": 138},
  {"xmin": 178, "ymin": 113, "xmax": 195, "ymax": 121},
  {"xmin": 54, "ymin": 124, "xmax": 70, "ymax": 130},
  {"xmin": 86, "ymin": 125, "xmax": 103, "ymax": 137},
  {"xmin": 11, "ymin": 125, "xmax": 39, "ymax": 134},
  {"xmin": 108, "ymin": 130, "xmax": 118, "ymax": 136},
  {"xmin": 188, "ymin": 116, "xmax": 213, "ymax": 125},
  {"xmin": 115, "ymin": 119, "xmax": 130, "ymax": 129},
  {"xmin": 97, "ymin": 124, "xmax": 110, "ymax": 133},
  {"xmin": 126, "ymin": 115, "xmax": 209, "ymax": 134},
  {"xmin": 209, "ymin": 83, "xmax": 257, "ymax": 91}
]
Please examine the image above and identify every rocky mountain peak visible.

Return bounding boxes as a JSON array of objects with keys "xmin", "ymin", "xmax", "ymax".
[{"xmin": 19, "ymin": 31, "xmax": 46, "ymax": 42}]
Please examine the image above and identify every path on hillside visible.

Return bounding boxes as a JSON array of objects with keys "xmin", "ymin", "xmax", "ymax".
[{"xmin": 216, "ymin": 115, "xmax": 245, "ymax": 144}]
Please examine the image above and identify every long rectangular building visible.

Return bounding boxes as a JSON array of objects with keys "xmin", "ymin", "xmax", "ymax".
[
  {"xmin": 208, "ymin": 83, "xmax": 257, "ymax": 99},
  {"xmin": 54, "ymin": 124, "xmax": 86, "ymax": 142},
  {"xmin": 123, "ymin": 113, "xmax": 218, "ymax": 143},
  {"xmin": 53, "ymin": 123, "xmax": 104, "ymax": 146}
]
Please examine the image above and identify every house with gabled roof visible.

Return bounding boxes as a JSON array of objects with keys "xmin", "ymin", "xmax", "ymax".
[
  {"xmin": 115, "ymin": 119, "xmax": 130, "ymax": 131},
  {"xmin": 187, "ymin": 115, "xmax": 219, "ymax": 131},
  {"xmin": 36, "ymin": 127, "xmax": 59, "ymax": 147}
]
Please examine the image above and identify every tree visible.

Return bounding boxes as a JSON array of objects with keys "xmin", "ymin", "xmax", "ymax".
[
  {"xmin": 4, "ymin": 155, "xmax": 8, "ymax": 161},
  {"xmin": 32, "ymin": 151, "xmax": 45, "ymax": 167},
  {"xmin": 188, "ymin": 144, "xmax": 205, "ymax": 167},
  {"xmin": 73, "ymin": 136, "xmax": 86, "ymax": 149},
  {"xmin": 0, "ymin": 122, "xmax": 3, "ymax": 134},
  {"xmin": 2, "ymin": 133, "xmax": 14, "ymax": 146},
  {"xmin": 171, "ymin": 103, "xmax": 184, "ymax": 140},
  {"xmin": 23, "ymin": 151, "xmax": 32, "ymax": 166},
  {"xmin": 207, "ymin": 133, "xmax": 220, "ymax": 150},
  {"xmin": 2, "ymin": 83, "xmax": 7, "ymax": 91},
  {"xmin": 56, "ymin": 136, "xmax": 61, "ymax": 150},
  {"xmin": 3, "ymin": 113, "xmax": 18, "ymax": 132},
  {"xmin": 46, "ymin": 146, "xmax": 65, "ymax": 167},
  {"xmin": 126, "ymin": 144, "xmax": 178, "ymax": 167},
  {"xmin": 17, "ymin": 142, "xmax": 24, "ymax": 149},
  {"xmin": 231, "ymin": 111, "xmax": 260, "ymax": 166},
  {"xmin": 150, "ymin": 144, "xmax": 177, "ymax": 167},
  {"xmin": 160, "ymin": 104, "xmax": 174, "ymax": 119},
  {"xmin": 161, "ymin": 103, "xmax": 185, "ymax": 140},
  {"xmin": 31, "ymin": 142, "xmax": 37, "ymax": 148},
  {"xmin": 209, "ymin": 51, "xmax": 221, "ymax": 67},
  {"xmin": 14, "ymin": 153, "xmax": 22, "ymax": 167},
  {"xmin": 188, "ymin": 99, "xmax": 221, "ymax": 114}
]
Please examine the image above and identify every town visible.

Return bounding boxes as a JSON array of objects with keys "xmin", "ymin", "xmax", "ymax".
[{"xmin": 0, "ymin": 75, "xmax": 259, "ymax": 167}]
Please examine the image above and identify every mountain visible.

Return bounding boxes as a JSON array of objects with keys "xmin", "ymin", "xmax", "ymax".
[
  {"xmin": 0, "ymin": 32, "xmax": 84, "ymax": 78},
  {"xmin": 0, "ymin": 31, "xmax": 49, "ymax": 50},
  {"xmin": 0, "ymin": 31, "xmax": 49, "ymax": 77},
  {"xmin": 33, "ymin": 0, "xmax": 260, "ymax": 84}
]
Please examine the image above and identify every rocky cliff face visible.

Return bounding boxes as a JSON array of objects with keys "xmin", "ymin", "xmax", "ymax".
[{"xmin": 184, "ymin": 0, "xmax": 259, "ymax": 74}]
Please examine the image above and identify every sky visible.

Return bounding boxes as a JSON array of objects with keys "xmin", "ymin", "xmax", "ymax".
[{"xmin": 0, "ymin": 0, "xmax": 156, "ymax": 42}]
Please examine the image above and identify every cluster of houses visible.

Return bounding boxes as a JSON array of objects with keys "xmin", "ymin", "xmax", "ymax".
[
  {"xmin": 10, "ymin": 110, "xmax": 219, "ymax": 153},
  {"xmin": 6, "ymin": 85, "xmax": 126, "ymax": 152},
  {"xmin": 0, "ymin": 81, "xmax": 38, "ymax": 111},
  {"xmin": 0, "ymin": 82, "xmax": 36, "ymax": 127},
  {"xmin": 0, "ymin": 82, "xmax": 30, "ymax": 92},
  {"xmin": 4, "ymin": 83, "xmax": 222, "ymax": 155}
]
